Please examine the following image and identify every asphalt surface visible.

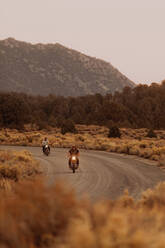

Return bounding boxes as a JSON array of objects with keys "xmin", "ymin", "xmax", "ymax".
[{"xmin": 1, "ymin": 145, "xmax": 165, "ymax": 202}]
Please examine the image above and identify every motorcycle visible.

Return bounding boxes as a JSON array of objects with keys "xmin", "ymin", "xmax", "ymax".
[
  {"xmin": 43, "ymin": 145, "xmax": 50, "ymax": 156},
  {"xmin": 69, "ymin": 155, "xmax": 79, "ymax": 173}
]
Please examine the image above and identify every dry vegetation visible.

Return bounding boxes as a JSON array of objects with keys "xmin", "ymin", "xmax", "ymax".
[
  {"xmin": 0, "ymin": 149, "xmax": 41, "ymax": 190},
  {"xmin": 0, "ymin": 179, "xmax": 165, "ymax": 247},
  {"xmin": 1, "ymin": 126, "xmax": 165, "ymax": 167}
]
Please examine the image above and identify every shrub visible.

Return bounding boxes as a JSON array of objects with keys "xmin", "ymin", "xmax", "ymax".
[
  {"xmin": 146, "ymin": 129, "xmax": 157, "ymax": 138},
  {"xmin": 1, "ymin": 179, "xmax": 165, "ymax": 247},
  {"xmin": 158, "ymin": 154, "xmax": 165, "ymax": 167},
  {"xmin": 0, "ymin": 180, "xmax": 78, "ymax": 247},
  {"xmin": 0, "ymin": 150, "xmax": 41, "ymax": 182},
  {"xmin": 37, "ymin": 120, "xmax": 47, "ymax": 130},
  {"xmin": 48, "ymin": 115, "xmax": 57, "ymax": 127},
  {"xmin": 108, "ymin": 126, "xmax": 121, "ymax": 138},
  {"xmin": 61, "ymin": 120, "xmax": 77, "ymax": 135}
]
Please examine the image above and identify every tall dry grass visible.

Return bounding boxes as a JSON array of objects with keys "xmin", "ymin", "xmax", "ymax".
[
  {"xmin": 1, "ymin": 180, "xmax": 165, "ymax": 247},
  {"xmin": 0, "ymin": 150, "xmax": 41, "ymax": 190}
]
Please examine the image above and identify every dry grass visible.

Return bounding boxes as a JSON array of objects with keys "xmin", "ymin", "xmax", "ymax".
[
  {"xmin": 0, "ymin": 180, "xmax": 165, "ymax": 247},
  {"xmin": 0, "ymin": 180, "xmax": 78, "ymax": 248},
  {"xmin": 1, "ymin": 126, "xmax": 165, "ymax": 167},
  {"xmin": 0, "ymin": 150, "xmax": 41, "ymax": 190}
]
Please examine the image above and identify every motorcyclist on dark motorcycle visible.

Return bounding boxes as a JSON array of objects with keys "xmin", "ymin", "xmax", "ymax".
[
  {"xmin": 42, "ymin": 137, "xmax": 50, "ymax": 153},
  {"xmin": 68, "ymin": 146, "xmax": 79, "ymax": 167}
]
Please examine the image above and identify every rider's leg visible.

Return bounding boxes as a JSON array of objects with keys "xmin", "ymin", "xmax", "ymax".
[{"xmin": 69, "ymin": 157, "xmax": 71, "ymax": 167}]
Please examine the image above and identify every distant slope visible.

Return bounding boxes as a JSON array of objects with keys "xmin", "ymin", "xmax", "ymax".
[{"xmin": 0, "ymin": 38, "xmax": 135, "ymax": 96}]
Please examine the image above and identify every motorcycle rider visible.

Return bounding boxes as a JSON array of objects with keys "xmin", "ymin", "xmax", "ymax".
[
  {"xmin": 42, "ymin": 137, "xmax": 50, "ymax": 153},
  {"xmin": 68, "ymin": 145, "xmax": 79, "ymax": 167}
]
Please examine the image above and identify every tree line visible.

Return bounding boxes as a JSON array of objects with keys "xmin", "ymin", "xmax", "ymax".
[{"xmin": 0, "ymin": 81, "xmax": 165, "ymax": 130}]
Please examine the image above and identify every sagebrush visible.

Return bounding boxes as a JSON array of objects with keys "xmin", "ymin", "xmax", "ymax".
[
  {"xmin": 0, "ymin": 180, "xmax": 165, "ymax": 247},
  {"xmin": 0, "ymin": 150, "xmax": 41, "ymax": 189}
]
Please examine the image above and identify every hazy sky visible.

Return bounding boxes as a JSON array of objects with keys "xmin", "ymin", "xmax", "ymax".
[{"xmin": 1, "ymin": 0, "xmax": 165, "ymax": 84}]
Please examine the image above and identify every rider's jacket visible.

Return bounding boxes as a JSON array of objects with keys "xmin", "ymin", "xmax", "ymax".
[
  {"xmin": 69, "ymin": 148, "xmax": 79, "ymax": 155},
  {"xmin": 42, "ymin": 140, "xmax": 49, "ymax": 146}
]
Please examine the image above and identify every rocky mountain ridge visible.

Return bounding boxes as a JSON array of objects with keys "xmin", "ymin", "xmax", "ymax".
[{"xmin": 0, "ymin": 38, "xmax": 135, "ymax": 96}]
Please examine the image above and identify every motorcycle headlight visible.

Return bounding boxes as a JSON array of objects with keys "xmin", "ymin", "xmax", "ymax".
[{"xmin": 72, "ymin": 156, "xmax": 76, "ymax": 160}]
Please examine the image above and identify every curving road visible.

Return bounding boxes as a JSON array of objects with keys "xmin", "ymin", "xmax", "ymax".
[{"xmin": 1, "ymin": 146, "xmax": 165, "ymax": 202}]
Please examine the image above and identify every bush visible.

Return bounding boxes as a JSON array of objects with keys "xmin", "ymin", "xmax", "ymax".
[
  {"xmin": 0, "ymin": 180, "xmax": 78, "ymax": 247},
  {"xmin": 0, "ymin": 150, "xmax": 41, "ymax": 182},
  {"xmin": 61, "ymin": 119, "xmax": 77, "ymax": 135},
  {"xmin": 108, "ymin": 126, "xmax": 121, "ymax": 138},
  {"xmin": 37, "ymin": 120, "xmax": 47, "ymax": 130},
  {"xmin": 146, "ymin": 129, "xmax": 157, "ymax": 138}
]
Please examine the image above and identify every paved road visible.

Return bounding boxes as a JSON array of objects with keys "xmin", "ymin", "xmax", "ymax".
[{"xmin": 1, "ymin": 146, "xmax": 165, "ymax": 202}]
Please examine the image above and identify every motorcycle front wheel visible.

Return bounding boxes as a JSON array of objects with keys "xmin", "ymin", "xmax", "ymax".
[
  {"xmin": 72, "ymin": 165, "xmax": 75, "ymax": 173},
  {"xmin": 45, "ymin": 149, "xmax": 49, "ymax": 156}
]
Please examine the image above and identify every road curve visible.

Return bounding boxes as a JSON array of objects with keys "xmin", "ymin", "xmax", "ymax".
[{"xmin": 1, "ymin": 146, "xmax": 165, "ymax": 202}]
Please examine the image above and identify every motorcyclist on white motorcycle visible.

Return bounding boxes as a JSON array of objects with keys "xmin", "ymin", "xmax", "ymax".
[{"xmin": 42, "ymin": 137, "xmax": 50, "ymax": 153}]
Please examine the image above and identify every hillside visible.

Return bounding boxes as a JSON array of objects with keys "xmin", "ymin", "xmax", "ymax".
[{"xmin": 0, "ymin": 38, "xmax": 135, "ymax": 96}]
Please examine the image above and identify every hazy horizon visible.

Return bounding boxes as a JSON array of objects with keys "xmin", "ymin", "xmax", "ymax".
[{"xmin": 1, "ymin": 0, "xmax": 165, "ymax": 85}]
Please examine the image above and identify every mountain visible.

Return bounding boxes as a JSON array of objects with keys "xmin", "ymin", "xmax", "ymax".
[{"xmin": 0, "ymin": 38, "xmax": 135, "ymax": 96}]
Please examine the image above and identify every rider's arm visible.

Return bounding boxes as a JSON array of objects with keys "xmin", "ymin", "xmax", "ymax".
[{"xmin": 68, "ymin": 151, "xmax": 71, "ymax": 157}]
